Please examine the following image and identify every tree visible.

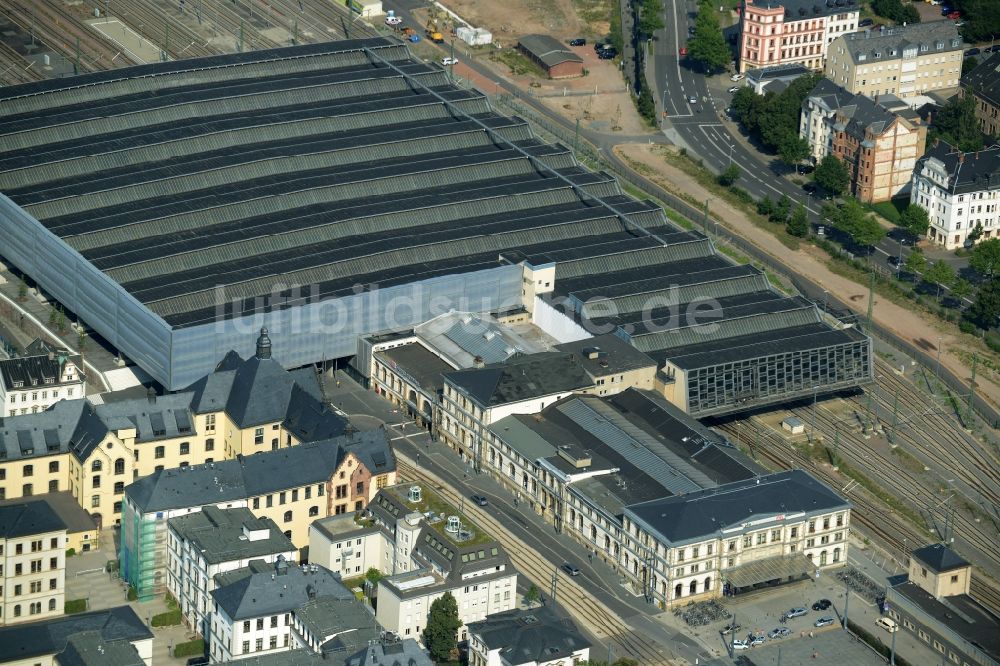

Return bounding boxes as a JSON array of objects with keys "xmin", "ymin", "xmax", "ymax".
[
  {"xmin": 17, "ymin": 278, "xmax": 27, "ymax": 302},
  {"xmin": 831, "ymin": 199, "xmax": 885, "ymax": 252},
  {"xmin": 814, "ymin": 154, "xmax": 850, "ymax": 195},
  {"xmin": 524, "ymin": 583, "xmax": 540, "ymax": 605},
  {"xmin": 899, "ymin": 204, "xmax": 930, "ymax": 238},
  {"xmin": 364, "ymin": 568, "xmax": 383, "ymax": 585},
  {"xmin": 638, "ymin": 0, "xmax": 665, "ymax": 37},
  {"xmin": 787, "ymin": 203, "xmax": 809, "ymax": 237},
  {"xmin": 77, "ymin": 329, "xmax": 87, "ymax": 353},
  {"xmin": 48, "ymin": 306, "xmax": 58, "ymax": 327},
  {"xmin": 423, "ymin": 592, "xmax": 461, "ymax": 662},
  {"xmin": 756, "ymin": 195, "xmax": 774, "ymax": 217},
  {"xmin": 953, "ymin": 0, "xmax": 1000, "ymax": 43},
  {"xmin": 924, "ymin": 260, "xmax": 956, "ymax": 298},
  {"xmin": 688, "ymin": 1, "xmax": 729, "ymax": 72},
  {"xmin": 772, "ymin": 193, "xmax": 791, "ymax": 223},
  {"xmin": 904, "ymin": 247, "xmax": 927, "ymax": 276},
  {"xmin": 931, "ymin": 93, "xmax": 984, "ymax": 152},
  {"xmin": 779, "ymin": 135, "xmax": 810, "ymax": 171},
  {"xmin": 871, "ymin": 0, "xmax": 920, "ymax": 23},
  {"xmin": 950, "ymin": 278, "xmax": 973, "ymax": 305},
  {"xmin": 962, "ymin": 56, "xmax": 979, "ymax": 77},
  {"xmin": 718, "ymin": 163, "xmax": 741, "ymax": 187},
  {"xmin": 967, "ymin": 276, "xmax": 1000, "ymax": 329},
  {"xmin": 970, "ymin": 238, "xmax": 1000, "ymax": 277}
]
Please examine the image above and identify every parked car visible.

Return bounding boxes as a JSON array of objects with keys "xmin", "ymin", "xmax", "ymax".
[
  {"xmin": 876, "ymin": 617, "xmax": 899, "ymax": 633},
  {"xmin": 688, "ymin": 26, "xmax": 696, "ymax": 36},
  {"xmin": 441, "ymin": 57, "xmax": 458, "ymax": 66},
  {"xmin": 947, "ymin": 11, "xmax": 961, "ymax": 19},
  {"xmin": 786, "ymin": 607, "xmax": 808, "ymax": 618},
  {"xmin": 595, "ymin": 42, "xmax": 608, "ymax": 52},
  {"xmin": 812, "ymin": 599, "xmax": 833, "ymax": 611},
  {"xmin": 814, "ymin": 616, "xmax": 836, "ymax": 628},
  {"xmin": 561, "ymin": 563, "xmax": 581, "ymax": 576},
  {"xmin": 385, "ymin": 15, "xmax": 402, "ymax": 25},
  {"xmin": 471, "ymin": 494, "xmax": 488, "ymax": 506},
  {"xmin": 679, "ymin": 46, "xmax": 688, "ymax": 56},
  {"xmin": 728, "ymin": 86, "xmax": 741, "ymax": 93},
  {"xmin": 965, "ymin": 48, "xmax": 981, "ymax": 56},
  {"xmin": 569, "ymin": 38, "xmax": 586, "ymax": 46},
  {"xmin": 732, "ymin": 639, "xmax": 751, "ymax": 650},
  {"xmin": 768, "ymin": 627, "xmax": 792, "ymax": 639},
  {"xmin": 598, "ymin": 48, "xmax": 617, "ymax": 59},
  {"xmin": 730, "ymin": 73, "xmax": 744, "ymax": 81},
  {"xmin": 721, "ymin": 623, "xmax": 742, "ymax": 635},
  {"xmin": 859, "ymin": 18, "xmax": 874, "ymax": 26},
  {"xmin": 749, "ymin": 635, "xmax": 766, "ymax": 647}
]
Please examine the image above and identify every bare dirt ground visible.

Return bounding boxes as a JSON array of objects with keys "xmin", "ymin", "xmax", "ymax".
[
  {"xmin": 615, "ymin": 142, "xmax": 1000, "ymax": 412},
  {"xmin": 439, "ymin": 0, "xmax": 585, "ymax": 43}
]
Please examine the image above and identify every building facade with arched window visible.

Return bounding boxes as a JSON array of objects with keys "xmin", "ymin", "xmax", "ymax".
[{"xmin": 623, "ymin": 469, "xmax": 851, "ymax": 608}]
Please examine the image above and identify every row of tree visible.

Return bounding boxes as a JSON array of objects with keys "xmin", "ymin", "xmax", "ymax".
[
  {"xmin": 951, "ymin": 0, "xmax": 1000, "ymax": 43},
  {"xmin": 870, "ymin": 0, "xmax": 920, "ymax": 25},
  {"xmin": 687, "ymin": 0, "xmax": 730, "ymax": 72},
  {"xmin": 757, "ymin": 194, "xmax": 809, "ymax": 237},
  {"xmin": 729, "ymin": 76, "xmax": 821, "ymax": 167}
]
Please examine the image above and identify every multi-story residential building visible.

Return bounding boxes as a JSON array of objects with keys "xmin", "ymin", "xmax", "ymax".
[
  {"xmin": 166, "ymin": 506, "xmax": 296, "ymax": 641},
  {"xmin": 886, "ymin": 544, "xmax": 999, "ymax": 666},
  {"xmin": 962, "ymin": 52, "xmax": 1000, "ymax": 139},
  {"xmin": 367, "ymin": 483, "xmax": 519, "ymax": 642},
  {"xmin": 208, "ymin": 559, "xmax": 378, "ymax": 663},
  {"xmin": 484, "ymin": 389, "xmax": 758, "ymax": 595},
  {"xmin": 738, "ymin": 0, "xmax": 858, "ymax": 74},
  {"xmin": 308, "ymin": 513, "xmax": 386, "ymax": 579},
  {"xmin": 0, "ymin": 328, "xmax": 347, "ymax": 529},
  {"xmin": 0, "ymin": 606, "xmax": 153, "ymax": 666},
  {"xmin": 439, "ymin": 334, "xmax": 656, "ymax": 470},
  {"xmin": 800, "ymin": 79, "xmax": 926, "ymax": 202},
  {"xmin": 0, "ymin": 501, "xmax": 66, "ymax": 626},
  {"xmin": 223, "ymin": 634, "xmax": 434, "ymax": 666},
  {"xmin": 0, "ymin": 341, "xmax": 85, "ymax": 417},
  {"xmin": 121, "ymin": 429, "xmax": 395, "ymax": 600},
  {"xmin": 745, "ymin": 63, "xmax": 813, "ymax": 95},
  {"xmin": 467, "ymin": 607, "xmax": 591, "ymax": 666},
  {"xmin": 0, "ymin": 491, "xmax": 99, "ymax": 554},
  {"xmin": 825, "ymin": 23, "xmax": 964, "ymax": 99},
  {"xmin": 623, "ymin": 469, "xmax": 850, "ymax": 607},
  {"xmin": 910, "ymin": 140, "xmax": 1000, "ymax": 249}
]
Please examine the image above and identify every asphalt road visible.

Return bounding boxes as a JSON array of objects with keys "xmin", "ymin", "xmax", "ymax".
[{"xmin": 650, "ymin": 0, "xmax": 949, "ymax": 277}]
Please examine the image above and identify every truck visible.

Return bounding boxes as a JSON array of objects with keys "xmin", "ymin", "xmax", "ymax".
[{"xmin": 426, "ymin": 20, "xmax": 444, "ymax": 43}]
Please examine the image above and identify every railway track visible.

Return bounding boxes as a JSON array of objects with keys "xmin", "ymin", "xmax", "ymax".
[
  {"xmin": 396, "ymin": 457, "xmax": 678, "ymax": 666},
  {"xmin": 723, "ymin": 415, "xmax": 1000, "ymax": 615},
  {"xmin": 0, "ymin": 39, "xmax": 42, "ymax": 85},
  {"xmin": 0, "ymin": 0, "xmax": 138, "ymax": 72}
]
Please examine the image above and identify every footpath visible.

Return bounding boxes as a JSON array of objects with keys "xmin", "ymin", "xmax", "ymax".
[{"xmin": 614, "ymin": 143, "xmax": 1000, "ymax": 413}]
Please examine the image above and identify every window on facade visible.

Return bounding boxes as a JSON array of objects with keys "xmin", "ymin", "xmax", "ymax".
[
  {"xmin": 180, "ymin": 442, "xmax": 190, "ymax": 455},
  {"xmin": 92, "ymin": 475, "xmax": 100, "ymax": 489},
  {"xmin": 92, "ymin": 460, "xmax": 102, "ymax": 472},
  {"xmin": 23, "ymin": 464, "xmax": 33, "ymax": 477},
  {"xmin": 114, "ymin": 481, "xmax": 124, "ymax": 495},
  {"xmin": 309, "ymin": 506, "xmax": 319, "ymax": 517},
  {"xmin": 23, "ymin": 483, "xmax": 33, "ymax": 497},
  {"xmin": 155, "ymin": 446, "xmax": 165, "ymax": 459},
  {"xmin": 91, "ymin": 495, "xmax": 100, "ymax": 508},
  {"xmin": 49, "ymin": 461, "xmax": 59, "ymax": 474},
  {"xmin": 114, "ymin": 458, "xmax": 125, "ymax": 474},
  {"xmin": 48, "ymin": 480, "xmax": 58, "ymax": 493},
  {"xmin": 254, "ymin": 428, "xmax": 264, "ymax": 445},
  {"xmin": 205, "ymin": 438, "xmax": 215, "ymax": 451},
  {"xmin": 283, "ymin": 511, "xmax": 292, "ymax": 523}
]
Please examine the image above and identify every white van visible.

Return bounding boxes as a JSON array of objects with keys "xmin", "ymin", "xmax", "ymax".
[{"xmin": 876, "ymin": 617, "xmax": 899, "ymax": 633}]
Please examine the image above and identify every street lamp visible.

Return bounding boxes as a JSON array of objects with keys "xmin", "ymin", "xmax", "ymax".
[
  {"xmin": 729, "ymin": 143, "xmax": 734, "ymax": 166},
  {"xmin": 896, "ymin": 237, "xmax": 906, "ymax": 274}
]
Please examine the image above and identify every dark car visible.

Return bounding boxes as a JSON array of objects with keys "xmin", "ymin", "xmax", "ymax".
[
  {"xmin": 812, "ymin": 599, "xmax": 833, "ymax": 611},
  {"xmin": 594, "ymin": 42, "xmax": 607, "ymax": 52},
  {"xmin": 859, "ymin": 18, "xmax": 873, "ymax": 27},
  {"xmin": 888, "ymin": 255, "xmax": 901, "ymax": 267},
  {"xmin": 569, "ymin": 38, "xmax": 586, "ymax": 46},
  {"xmin": 688, "ymin": 25, "xmax": 696, "ymax": 35},
  {"xmin": 803, "ymin": 182, "xmax": 818, "ymax": 194},
  {"xmin": 471, "ymin": 494, "xmax": 488, "ymax": 507},
  {"xmin": 598, "ymin": 48, "xmax": 617, "ymax": 59},
  {"xmin": 965, "ymin": 48, "xmax": 981, "ymax": 56},
  {"xmin": 561, "ymin": 563, "xmax": 581, "ymax": 576}
]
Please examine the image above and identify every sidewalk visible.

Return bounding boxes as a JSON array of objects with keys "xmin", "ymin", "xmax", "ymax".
[{"xmin": 613, "ymin": 142, "xmax": 1000, "ymax": 413}]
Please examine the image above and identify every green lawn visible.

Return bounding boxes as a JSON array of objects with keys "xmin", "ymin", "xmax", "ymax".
[
  {"xmin": 389, "ymin": 484, "xmax": 495, "ymax": 546},
  {"xmin": 173, "ymin": 639, "xmax": 205, "ymax": 659},
  {"xmin": 869, "ymin": 197, "xmax": 908, "ymax": 224},
  {"xmin": 64, "ymin": 599, "xmax": 87, "ymax": 614}
]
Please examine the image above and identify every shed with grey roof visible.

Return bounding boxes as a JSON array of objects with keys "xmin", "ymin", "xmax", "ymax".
[{"xmin": 517, "ymin": 35, "xmax": 584, "ymax": 79}]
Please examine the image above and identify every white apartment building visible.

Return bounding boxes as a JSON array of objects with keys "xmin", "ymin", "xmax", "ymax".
[
  {"xmin": 0, "ymin": 501, "xmax": 67, "ymax": 626},
  {"xmin": 910, "ymin": 141, "xmax": 1000, "ymax": 249},
  {"xmin": 166, "ymin": 506, "xmax": 296, "ymax": 642},
  {"xmin": 623, "ymin": 470, "xmax": 850, "ymax": 607},
  {"xmin": 367, "ymin": 484, "xmax": 519, "ymax": 642},
  {"xmin": 209, "ymin": 560, "xmax": 378, "ymax": 663},
  {"xmin": 308, "ymin": 513, "xmax": 386, "ymax": 579},
  {"xmin": 0, "ymin": 343, "xmax": 84, "ymax": 417}
]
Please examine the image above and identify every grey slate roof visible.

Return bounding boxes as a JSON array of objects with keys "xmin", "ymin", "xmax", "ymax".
[
  {"xmin": 756, "ymin": 0, "xmax": 859, "ymax": 20},
  {"xmin": 295, "ymin": 596, "xmax": 380, "ymax": 653},
  {"xmin": 0, "ymin": 352, "xmax": 79, "ymax": 391},
  {"xmin": 0, "ymin": 398, "xmax": 108, "ymax": 463},
  {"xmin": 626, "ymin": 469, "xmax": 849, "ymax": 546},
  {"xmin": 915, "ymin": 140, "xmax": 1000, "ymax": 195},
  {"xmin": 444, "ymin": 352, "xmax": 593, "ymax": 407},
  {"xmin": 517, "ymin": 35, "xmax": 584, "ymax": 68},
  {"xmin": 0, "ymin": 606, "xmax": 152, "ymax": 664},
  {"xmin": 467, "ymin": 607, "xmax": 590, "ymax": 665},
  {"xmin": 0, "ymin": 500, "xmax": 66, "ymax": 538},
  {"xmin": 553, "ymin": 334, "xmax": 656, "ymax": 376},
  {"xmin": 910, "ymin": 543, "xmax": 970, "ymax": 574},
  {"xmin": 835, "ymin": 21, "xmax": 962, "ymax": 65},
  {"xmin": 0, "ymin": 491, "xmax": 97, "ymax": 534},
  {"xmin": 125, "ymin": 428, "xmax": 393, "ymax": 512},
  {"xmin": 806, "ymin": 79, "xmax": 918, "ymax": 142},
  {"xmin": 963, "ymin": 51, "xmax": 1000, "ymax": 107},
  {"xmin": 346, "ymin": 638, "xmax": 434, "ymax": 666},
  {"xmin": 168, "ymin": 506, "xmax": 294, "ymax": 564},
  {"xmin": 376, "ymin": 343, "xmax": 454, "ymax": 395},
  {"xmin": 211, "ymin": 561, "xmax": 353, "ymax": 620},
  {"xmin": 56, "ymin": 631, "xmax": 146, "ymax": 666}
]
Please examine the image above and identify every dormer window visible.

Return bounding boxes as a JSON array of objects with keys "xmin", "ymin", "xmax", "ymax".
[
  {"xmin": 858, "ymin": 54, "xmax": 867, "ymax": 61},
  {"xmin": 920, "ymin": 44, "xmax": 928, "ymax": 52},
  {"xmin": 12, "ymin": 381, "xmax": 23, "ymax": 388},
  {"xmin": 951, "ymin": 39, "xmax": 960, "ymax": 47},
  {"xmin": 874, "ymin": 52, "xmax": 881, "ymax": 58},
  {"xmin": 889, "ymin": 49, "xmax": 896, "ymax": 56},
  {"xmin": 44, "ymin": 378, "xmax": 54, "ymax": 385},
  {"xmin": 935, "ymin": 41, "xmax": 943, "ymax": 49}
]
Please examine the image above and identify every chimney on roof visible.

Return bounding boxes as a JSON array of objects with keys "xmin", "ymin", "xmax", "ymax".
[
  {"xmin": 147, "ymin": 386, "xmax": 156, "ymax": 404},
  {"xmin": 256, "ymin": 327, "xmax": 272, "ymax": 360},
  {"xmin": 48, "ymin": 351, "xmax": 54, "ymax": 361},
  {"xmin": 473, "ymin": 355, "xmax": 485, "ymax": 368}
]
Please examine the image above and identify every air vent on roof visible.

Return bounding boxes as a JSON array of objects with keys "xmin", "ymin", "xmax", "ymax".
[
  {"xmin": 522, "ymin": 614, "xmax": 539, "ymax": 624},
  {"xmin": 445, "ymin": 515, "xmax": 460, "ymax": 534},
  {"xmin": 408, "ymin": 485, "xmax": 422, "ymax": 503}
]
